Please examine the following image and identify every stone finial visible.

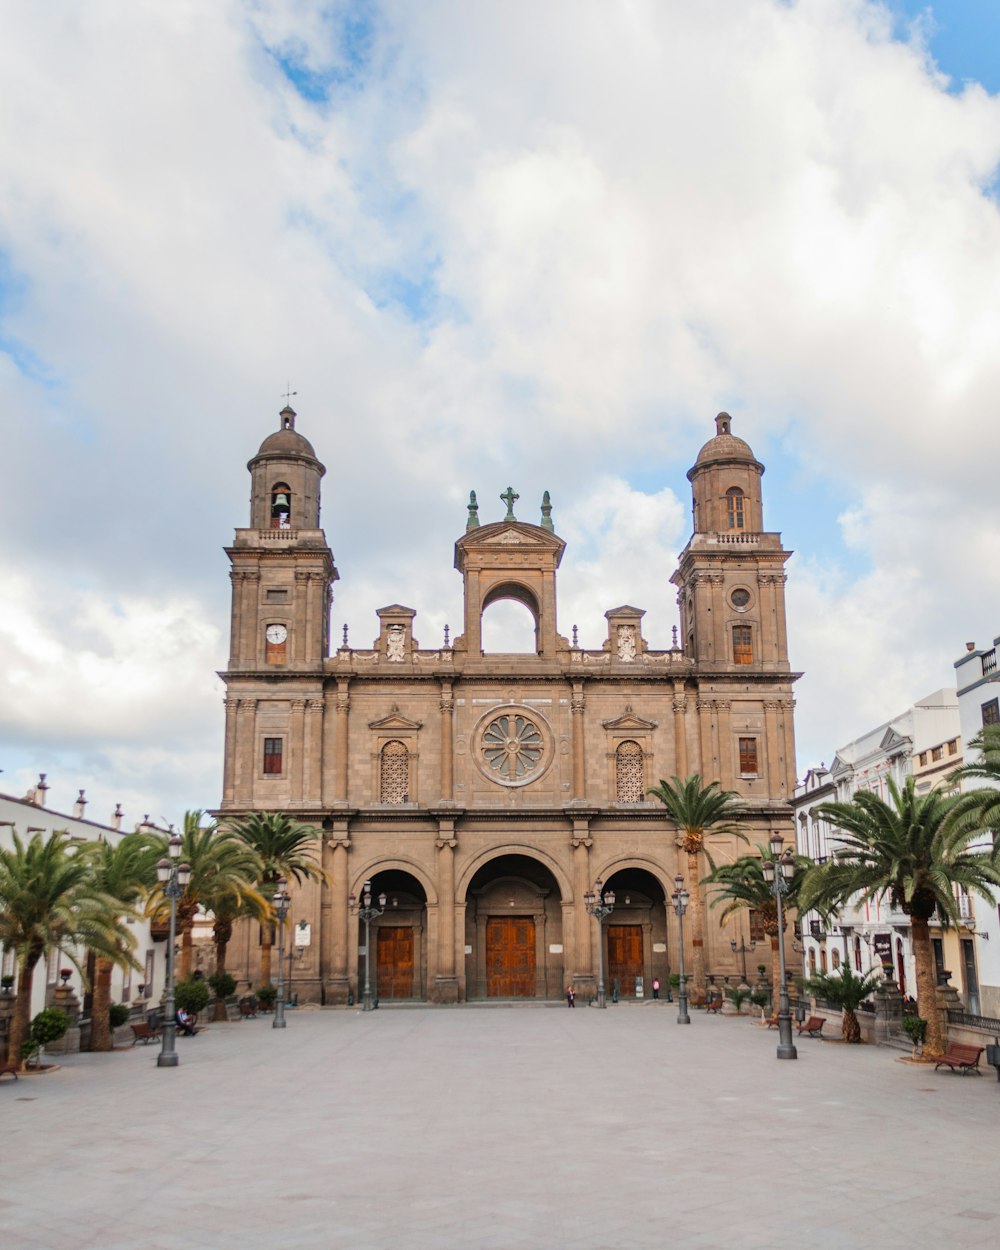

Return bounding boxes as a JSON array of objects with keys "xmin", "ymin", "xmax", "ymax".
[
  {"xmin": 466, "ymin": 490, "xmax": 480, "ymax": 531},
  {"xmin": 443, "ymin": 624, "xmax": 450, "ymax": 648},
  {"xmin": 540, "ymin": 490, "xmax": 553, "ymax": 532},
  {"xmin": 35, "ymin": 774, "xmax": 49, "ymax": 806},
  {"xmin": 572, "ymin": 624, "xmax": 579, "ymax": 648},
  {"xmin": 671, "ymin": 625, "xmax": 679, "ymax": 650},
  {"xmin": 72, "ymin": 789, "xmax": 87, "ymax": 819},
  {"xmin": 112, "ymin": 803, "xmax": 123, "ymax": 831},
  {"xmin": 500, "ymin": 486, "xmax": 519, "ymax": 522},
  {"xmin": 342, "ymin": 623, "xmax": 349, "ymax": 648}
]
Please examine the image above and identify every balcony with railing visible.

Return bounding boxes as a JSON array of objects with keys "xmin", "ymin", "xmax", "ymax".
[{"xmin": 983, "ymin": 649, "xmax": 997, "ymax": 677}]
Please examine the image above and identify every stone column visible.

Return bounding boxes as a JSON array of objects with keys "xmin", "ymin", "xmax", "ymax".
[
  {"xmin": 434, "ymin": 826, "xmax": 459, "ymax": 1003},
  {"xmin": 294, "ymin": 570, "xmax": 310, "ymax": 665},
  {"xmin": 291, "ymin": 697, "xmax": 307, "ymax": 801},
  {"xmin": 228, "ymin": 570, "xmax": 243, "ymax": 664},
  {"xmin": 222, "ymin": 697, "xmax": 239, "ymax": 805},
  {"xmin": 440, "ymin": 682, "xmax": 454, "ymax": 802},
  {"xmin": 235, "ymin": 698, "xmax": 257, "ymax": 805},
  {"xmin": 571, "ymin": 829, "xmax": 594, "ymax": 994},
  {"xmin": 716, "ymin": 699, "xmax": 733, "ymax": 785},
  {"xmin": 324, "ymin": 836, "xmax": 351, "ymax": 1004},
  {"xmin": 696, "ymin": 698, "xmax": 712, "ymax": 777},
  {"xmin": 303, "ymin": 698, "xmax": 323, "ymax": 805},
  {"xmin": 764, "ymin": 699, "xmax": 780, "ymax": 795},
  {"xmin": 571, "ymin": 682, "xmax": 586, "ymax": 799},
  {"xmin": 672, "ymin": 685, "xmax": 688, "ymax": 777},
  {"xmin": 334, "ymin": 680, "xmax": 350, "ymax": 803}
]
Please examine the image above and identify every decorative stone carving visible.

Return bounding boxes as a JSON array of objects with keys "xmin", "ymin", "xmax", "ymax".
[
  {"xmin": 616, "ymin": 624, "xmax": 637, "ymax": 662},
  {"xmin": 386, "ymin": 624, "xmax": 406, "ymax": 662}
]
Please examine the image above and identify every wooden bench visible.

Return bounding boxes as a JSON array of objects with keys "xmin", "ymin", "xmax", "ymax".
[
  {"xmin": 796, "ymin": 1015, "xmax": 826, "ymax": 1038},
  {"xmin": 765, "ymin": 1013, "xmax": 779, "ymax": 1028},
  {"xmin": 0, "ymin": 1061, "xmax": 19, "ymax": 1081},
  {"xmin": 704, "ymin": 995, "xmax": 724, "ymax": 1014},
  {"xmin": 934, "ymin": 1042, "xmax": 984, "ymax": 1074},
  {"xmin": 238, "ymin": 1000, "xmax": 258, "ymax": 1019},
  {"xmin": 130, "ymin": 1021, "xmax": 160, "ymax": 1046}
]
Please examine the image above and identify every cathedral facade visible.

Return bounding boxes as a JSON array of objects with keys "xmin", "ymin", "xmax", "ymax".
[{"xmin": 217, "ymin": 409, "xmax": 799, "ymax": 1003}]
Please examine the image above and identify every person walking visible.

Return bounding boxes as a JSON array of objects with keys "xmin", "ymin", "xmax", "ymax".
[{"xmin": 566, "ymin": 985, "xmax": 576, "ymax": 1008}]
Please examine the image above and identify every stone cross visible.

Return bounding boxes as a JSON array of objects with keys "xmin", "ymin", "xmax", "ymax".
[{"xmin": 500, "ymin": 486, "xmax": 519, "ymax": 521}]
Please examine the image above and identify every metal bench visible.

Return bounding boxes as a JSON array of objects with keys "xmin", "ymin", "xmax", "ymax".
[{"xmin": 934, "ymin": 1042, "xmax": 984, "ymax": 1074}]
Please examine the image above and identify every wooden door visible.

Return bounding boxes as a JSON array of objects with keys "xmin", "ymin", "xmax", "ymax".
[
  {"xmin": 607, "ymin": 925, "xmax": 643, "ymax": 997},
  {"xmin": 486, "ymin": 917, "xmax": 536, "ymax": 997},
  {"xmin": 376, "ymin": 927, "xmax": 414, "ymax": 999}
]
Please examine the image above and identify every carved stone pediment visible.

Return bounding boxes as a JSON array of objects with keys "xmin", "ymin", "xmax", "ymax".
[
  {"xmin": 879, "ymin": 726, "xmax": 911, "ymax": 753},
  {"xmin": 602, "ymin": 705, "xmax": 659, "ymax": 732},
  {"xmin": 368, "ymin": 704, "xmax": 423, "ymax": 731}
]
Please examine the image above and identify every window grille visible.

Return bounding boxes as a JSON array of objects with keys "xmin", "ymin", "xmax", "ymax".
[
  {"xmin": 380, "ymin": 740, "xmax": 409, "ymax": 804},
  {"xmin": 615, "ymin": 740, "xmax": 644, "ymax": 802}
]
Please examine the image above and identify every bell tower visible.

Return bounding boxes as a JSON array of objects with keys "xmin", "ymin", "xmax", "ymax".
[
  {"xmin": 671, "ymin": 413, "xmax": 791, "ymax": 672},
  {"xmin": 220, "ymin": 406, "xmax": 338, "ymax": 810}
]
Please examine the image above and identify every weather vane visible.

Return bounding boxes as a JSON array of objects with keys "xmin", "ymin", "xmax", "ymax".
[{"xmin": 281, "ymin": 383, "xmax": 297, "ymax": 405}]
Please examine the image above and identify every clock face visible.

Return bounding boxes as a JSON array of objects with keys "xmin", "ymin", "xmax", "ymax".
[{"xmin": 265, "ymin": 624, "xmax": 288, "ymax": 644}]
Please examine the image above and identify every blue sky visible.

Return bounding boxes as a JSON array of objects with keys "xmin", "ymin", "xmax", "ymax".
[{"xmin": 2, "ymin": 1, "xmax": 1000, "ymax": 825}]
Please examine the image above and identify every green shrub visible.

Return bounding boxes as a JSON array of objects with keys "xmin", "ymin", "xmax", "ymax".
[
  {"xmin": 668, "ymin": 973, "xmax": 682, "ymax": 989},
  {"xmin": 750, "ymin": 989, "xmax": 770, "ymax": 1007},
  {"xmin": 727, "ymin": 987, "xmax": 750, "ymax": 1012},
  {"xmin": 208, "ymin": 971, "xmax": 237, "ymax": 1000},
  {"xmin": 174, "ymin": 979, "xmax": 211, "ymax": 1016},
  {"xmin": 31, "ymin": 1007, "xmax": 70, "ymax": 1047},
  {"xmin": 256, "ymin": 983, "xmax": 278, "ymax": 1008},
  {"xmin": 901, "ymin": 1015, "xmax": 927, "ymax": 1045},
  {"xmin": 109, "ymin": 1003, "xmax": 131, "ymax": 1028}
]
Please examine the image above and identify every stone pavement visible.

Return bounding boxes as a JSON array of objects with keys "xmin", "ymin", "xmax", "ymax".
[{"xmin": 2, "ymin": 1003, "xmax": 999, "ymax": 1250}]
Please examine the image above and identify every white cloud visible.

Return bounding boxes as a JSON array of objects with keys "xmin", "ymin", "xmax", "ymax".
[{"xmin": 2, "ymin": 0, "xmax": 1000, "ymax": 808}]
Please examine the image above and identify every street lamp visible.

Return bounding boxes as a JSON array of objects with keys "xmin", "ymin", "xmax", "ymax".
[
  {"xmin": 584, "ymin": 880, "xmax": 615, "ymax": 1008},
  {"xmin": 761, "ymin": 834, "xmax": 797, "ymax": 1060},
  {"xmin": 730, "ymin": 931, "xmax": 757, "ymax": 984},
  {"xmin": 349, "ymin": 881, "xmax": 386, "ymax": 1011},
  {"xmin": 272, "ymin": 878, "xmax": 290, "ymax": 1030},
  {"xmin": 155, "ymin": 832, "xmax": 191, "ymax": 1069},
  {"xmin": 671, "ymin": 875, "xmax": 691, "ymax": 1025}
]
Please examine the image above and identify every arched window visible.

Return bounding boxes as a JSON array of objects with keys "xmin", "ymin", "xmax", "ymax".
[
  {"xmin": 808, "ymin": 948, "xmax": 817, "ymax": 975},
  {"xmin": 271, "ymin": 483, "xmax": 291, "ymax": 529},
  {"xmin": 615, "ymin": 740, "xmax": 644, "ymax": 802},
  {"xmin": 726, "ymin": 487, "xmax": 745, "ymax": 530},
  {"xmin": 380, "ymin": 740, "xmax": 409, "ymax": 804},
  {"xmin": 831, "ymin": 949, "xmax": 841, "ymax": 970}
]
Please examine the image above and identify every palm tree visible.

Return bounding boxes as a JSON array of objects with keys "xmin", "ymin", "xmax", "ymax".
[
  {"xmin": 0, "ymin": 830, "xmax": 137, "ymax": 1067},
  {"xmin": 807, "ymin": 965, "xmax": 882, "ymax": 1043},
  {"xmin": 87, "ymin": 829, "xmax": 164, "ymax": 1051},
  {"xmin": 800, "ymin": 777, "xmax": 1000, "ymax": 1057},
  {"xmin": 224, "ymin": 812, "xmax": 325, "ymax": 988},
  {"xmin": 149, "ymin": 812, "xmax": 262, "ymax": 982},
  {"xmin": 949, "ymin": 725, "xmax": 1000, "ymax": 846},
  {"xmin": 647, "ymin": 775, "xmax": 744, "ymax": 991},
  {"xmin": 704, "ymin": 843, "xmax": 808, "ymax": 994}
]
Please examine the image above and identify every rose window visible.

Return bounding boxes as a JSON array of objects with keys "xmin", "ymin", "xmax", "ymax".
[{"xmin": 481, "ymin": 714, "xmax": 544, "ymax": 781}]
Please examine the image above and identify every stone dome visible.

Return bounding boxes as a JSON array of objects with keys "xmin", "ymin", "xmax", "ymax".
[
  {"xmin": 692, "ymin": 413, "xmax": 761, "ymax": 470},
  {"xmin": 250, "ymin": 407, "xmax": 320, "ymax": 463}
]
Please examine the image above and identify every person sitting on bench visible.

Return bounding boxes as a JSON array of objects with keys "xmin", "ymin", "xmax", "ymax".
[{"xmin": 176, "ymin": 1007, "xmax": 196, "ymax": 1036}]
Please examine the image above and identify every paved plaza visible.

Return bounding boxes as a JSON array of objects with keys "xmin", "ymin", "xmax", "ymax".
[{"xmin": 3, "ymin": 1004, "xmax": 999, "ymax": 1250}]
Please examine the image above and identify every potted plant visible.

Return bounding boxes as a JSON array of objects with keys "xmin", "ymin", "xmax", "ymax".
[
  {"xmin": 256, "ymin": 983, "xmax": 278, "ymax": 1011},
  {"xmin": 901, "ymin": 1015, "xmax": 928, "ymax": 1059},
  {"xmin": 750, "ymin": 989, "xmax": 770, "ymax": 1019},
  {"xmin": 174, "ymin": 978, "xmax": 211, "ymax": 1022},
  {"xmin": 26, "ymin": 1006, "xmax": 70, "ymax": 1067}
]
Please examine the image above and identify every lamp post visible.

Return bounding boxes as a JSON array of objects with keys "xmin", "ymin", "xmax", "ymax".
[
  {"xmin": 671, "ymin": 875, "xmax": 691, "ymax": 1025},
  {"xmin": 155, "ymin": 832, "xmax": 191, "ymax": 1069},
  {"xmin": 272, "ymin": 878, "xmax": 290, "ymax": 1030},
  {"xmin": 349, "ymin": 881, "xmax": 386, "ymax": 1011},
  {"xmin": 761, "ymin": 835, "xmax": 797, "ymax": 1060},
  {"xmin": 584, "ymin": 880, "xmax": 615, "ymax": 1008},
  {"xmin": 730, "ymin": 932, "xmax": 757, "ymax": 984}
]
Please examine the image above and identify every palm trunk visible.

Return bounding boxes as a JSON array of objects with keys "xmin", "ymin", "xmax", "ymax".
[
  {"xmin": 89, "ymin": 957, "xmax": 114, "ymax": 1052},
  {"xmin": 686, "ymin": 849, "xmax": 706, "ymax": 990},
  {"xmin": 213, "ymin": 919, "xmax": 233, "ymax": 1023},
  {"xmin": 911, "ymin": 915, "xmax": 944, "ymax": 1058},
  {"xmin": 260, "ymin": 927, "xmax": 274, "ymax": 989},
  {"xmin": 842, "ymin": 1007, "xmax": 861, "ymax": 1043},
  {"xmin": 7, "ymin": 952, "xmax": 40, "ymax": 1068}
]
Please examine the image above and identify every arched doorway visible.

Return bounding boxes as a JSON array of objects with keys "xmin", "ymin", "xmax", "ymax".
[
  {"xmin": 599, "ymin": 869, "xmax": 669, "ymax": 1000},
  {"xmin": 357, "ymin": 870, "xmax": 428, "ymax": 1002},
  {"xmin": 465, "ymin": 854, "xmax": 565, "ymax": 999}
]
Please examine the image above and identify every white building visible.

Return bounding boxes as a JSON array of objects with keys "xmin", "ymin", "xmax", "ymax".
[
  {"xmin": 0, "ymin": 776, "xmax": 164, "ymax": 1028},
  {"xmin": 953, "ymin": 637, "xmax": 1000, "ymax": 1017},
  {"xmin": 793, "ymin": 689, "xmax": 962, "ymax": 1003}
]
